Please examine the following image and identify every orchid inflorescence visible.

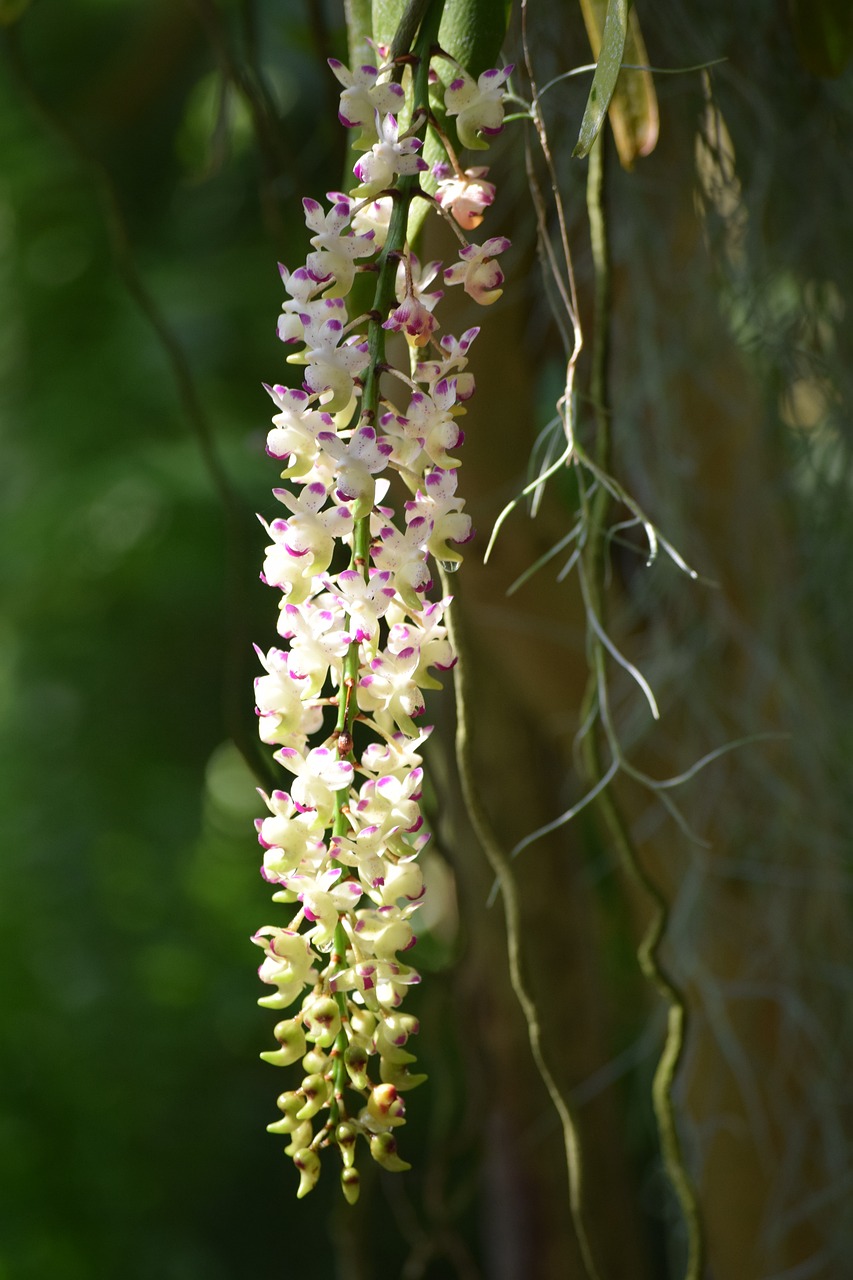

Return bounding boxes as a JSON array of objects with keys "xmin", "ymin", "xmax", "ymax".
[{"xmin": 251, "ymin": 12, "xmax": 511, "ymax": 1202}]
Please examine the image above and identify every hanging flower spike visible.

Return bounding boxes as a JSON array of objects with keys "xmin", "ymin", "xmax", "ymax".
[
  {"xmin": 253, "ymin": 8, "xmax": 510, "ymax": 1202},
  {"xmin": 443, "ymin": 65, "xmax": 513, "ymax": 150},
  {"xmin": 444, "ymin": 237, "xmax": 511, "ymax": 306}
]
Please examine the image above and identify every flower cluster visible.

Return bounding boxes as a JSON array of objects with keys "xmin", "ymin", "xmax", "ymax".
[{"xmin": 252, "ymin": 25, "xmax": 511, "ymax": 1201}]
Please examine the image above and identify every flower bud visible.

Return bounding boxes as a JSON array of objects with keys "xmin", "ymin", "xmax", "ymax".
[
  {"xmin": 336, "ymin": 1122, "xmax": 358, "ymax": 1168},
  {"xmin": 349, "ymin": 1009, "xmax": 377, "ymax": 1039},
  {"xmin": 266, "ymin": 1091, "xmax": 303, "ymax": 1134},
  {"xmin": 277, "ymin": 1090, "xmax": 303, "ymax": 1115},
  {"xmin": 340, "ymin": 1165, "xmax": 360, "ymax": 1205},
  {"xmin": 303, "ymin": 996, "xmax": 342, "ymax": 1047},
  {"xmin": 344, "ymin": 1041, "xmax": 370, "ymax": 1089},
  {"xmin": 302, "ymin": 1047, "xmax": 328, "ymax": 1075},
  {"xmin": 379, "ymin": 1057, "xmax": 428, "ymax": 1091},
  {"xmin": 284, "ymin": 1120, "xmax": 313, "ymax": 1157},
  {"xmin": 367, "ymin": 1082, "xmax": 406, "ymax": 1127},
  {"xmin": 293, "ymin": 1146, "xmax": 321, "ymax": 1199},
  {"xmin": 369, "ymin": 1130, "xmax": 411, "ymax": 1172},
  {"xmin": 260, "ymin": 1045, "xmax": 299, "ymax": 1067},
  {"xmin": 296, "ymin": 1073, "xmax": 330, "ymax": 1120},
  {"xmin": 374, "ymin": 1012, "xmax": 419, "ymax": 1059},
  {"xmin": 269, "ymin": 1017, "xmax": 306, "ymax": 1064}
]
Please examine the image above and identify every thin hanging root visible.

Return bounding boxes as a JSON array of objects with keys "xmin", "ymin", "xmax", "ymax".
[{"xmin": 442, "ymin": 569, "xmax": 604, "ymax": 1280}]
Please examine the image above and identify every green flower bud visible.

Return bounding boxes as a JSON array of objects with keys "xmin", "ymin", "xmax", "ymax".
[
  {"xmin": 375, "ymin": 1012, "xmax": 420, "ymax": 1063},
  {"xmin": 266, "ymin": 1091, "xmax": 303, "ymax": 1134},
  {"xmin": 277, "ymin": 1091, "xmax": 303, "ymax": 1115},
  {"xmin": 341, "ymin": 1166, "xmax": 360, "ymax": 1205},
  {"xmin": 367, "ymin": 1083, "xmax": 406, "ymax": 1127},
  {"xmin": 267, "ymin": 1017, "xmax": 306, "ymax": 1064},
  {"xmin": 302, "ymin": 1047, "xmax": 329, "ymax": 1075},
  {"xmin": 303, "ymin": 996, "xmax": 342, "ymax": 1047},
  {"xmin": 369, "ymin": 1130, "xmax": 411, "ymax": 1173},
  {"xmin": 379, "ymin": 1058, "xmax": 428, "ymax": 1091},
  {"xmin": 284, "ymin": 1121, "xmax": 313, "ymax": 1157},
  {"xmin": 336, "ymin": 1122, "xmax": 358, "ymax": 1168},
  {"xmin": 350, "ymin": 1009, "xmax": 377, "ymax": 1039},
  {"xmin": 296, "ymin": 1073, "xmax": 330, "ymax": 1120},
  {"xmin": 344, "ymin": 1042, "xmax": 370, "ymax": 1090},
  {"xmin": 258, "ymin": 988, "xmax": 296, "ymax": 1011},
  {"xmin": 271, "ymin": 887, "xmax": 298, "ymax": 903},
  {"xmin": 260, "ymin": 1045, "xmax": 301, "ymax": 1067},
  {"xmin": 293, "ymin": 1147, "xmax": 321, "ymax": 1199}
]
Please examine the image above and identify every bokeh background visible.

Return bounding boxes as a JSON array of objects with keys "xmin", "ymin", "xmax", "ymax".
[{"xmin": 1, "ymin": 2, "xmax": 852, "ymax": 1278}]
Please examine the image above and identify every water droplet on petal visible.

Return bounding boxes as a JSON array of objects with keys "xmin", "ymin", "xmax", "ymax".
[{"xmin": 438, "ymin": 560, "xmax": 460, "ymax": 574}]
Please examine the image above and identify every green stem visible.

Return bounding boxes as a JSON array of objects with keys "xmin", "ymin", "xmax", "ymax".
[
  {"xmin": 579, "ymin": 134, "xmax": 705, "ymax": 1280},
  {"xmin": 328, "ymin": 0, "xmax": 446, "ymax": 1133},
  {"xmin": 332, "ymin": 0, "xmax": 442, "ymax": 800},
  {"xmin": 389, "ymin": 0, "xmax": 441, "ymax": 63}
]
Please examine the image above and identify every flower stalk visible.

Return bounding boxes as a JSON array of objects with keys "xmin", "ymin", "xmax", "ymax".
[{"xmin": 251, "ymin": 0, "xmax": 511, "ymax": 1199}]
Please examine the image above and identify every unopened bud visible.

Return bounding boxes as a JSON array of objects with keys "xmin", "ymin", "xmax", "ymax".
[
  {"xmin": 336, "ymin": 1122, "xmax": 358, "ymax": 1168},
  {"xmin": 344, "ymin": 1042, "xmax": 370, "ymax": 1090},
  {"xmin": 379, "ymin": 1058, "xmax": 428, "ymax": 1091},
  {"xmin": 266, "ymin": 1091, "xmax": 303, "ymax": 1134},
  {"xmin": 341, "ymin": 1165, "xmax": 360, "ymax": 1205},
  {"xmin": 296, "ymin": 1073, "xmax": 330, "ymax": 1120},
  {"xmin": 284, "ymin": 1120, "xmax": 313, "ymax": 1157},
  {"xmin": 257, "ymin": 989, "xmax": 291, "ymax": 1010},
  {"xmin": 302, "ymin": 1047, "xmax": 328, "ymax": 1075},
  {"xmin": 303, "ymin": 996, "xmax": 342, "ymax": 1047},
  {"xmin": 268, "ymin": 1017, "xmax": 306, "ymax": 1064},
  {"xmin": 349, "ymin": 1009, "xmax": 377, "ymax": 1039},
  {"xmin": 375, "ymin": 1012, "xmax": 420, "ymax": 1062},
  {"xmin": 367, "ymin": 1083, "xmax": 406, "ymax": 1127},
  {"xmin": 293, "ymin": 1146, "xmax": 321, "ymax": 1199},
  {"xmin": 369, "ymin": 1130, "xmax": 411, "ymax": 1172}
]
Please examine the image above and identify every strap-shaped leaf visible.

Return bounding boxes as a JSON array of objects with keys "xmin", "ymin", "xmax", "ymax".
[
  {"xmin": 573, "ymin": 0, "xmax": 629, "ymax": 158},
  {"xmin": 579, "ymin": 0, "xmax": 658, "ymax": 167}
]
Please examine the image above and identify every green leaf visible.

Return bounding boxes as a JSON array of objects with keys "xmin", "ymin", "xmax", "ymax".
[
  {"xmin": 573, "ymin": 0, "xmax": 629, "ymax": 159},
  {"xmin": 579, "ymin": 0, "xmax": 658, "ymax": 168},
  {"xmin": 372, "ymin": 0, "xmax": 511, "ymax": 75},
  {"xmin": 344, "ymin": 0, "xmax": 374, "ymax": 66},
  {"xmin": 436, "ymin": 0, "xmax": 512, "ymax": 77}
]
